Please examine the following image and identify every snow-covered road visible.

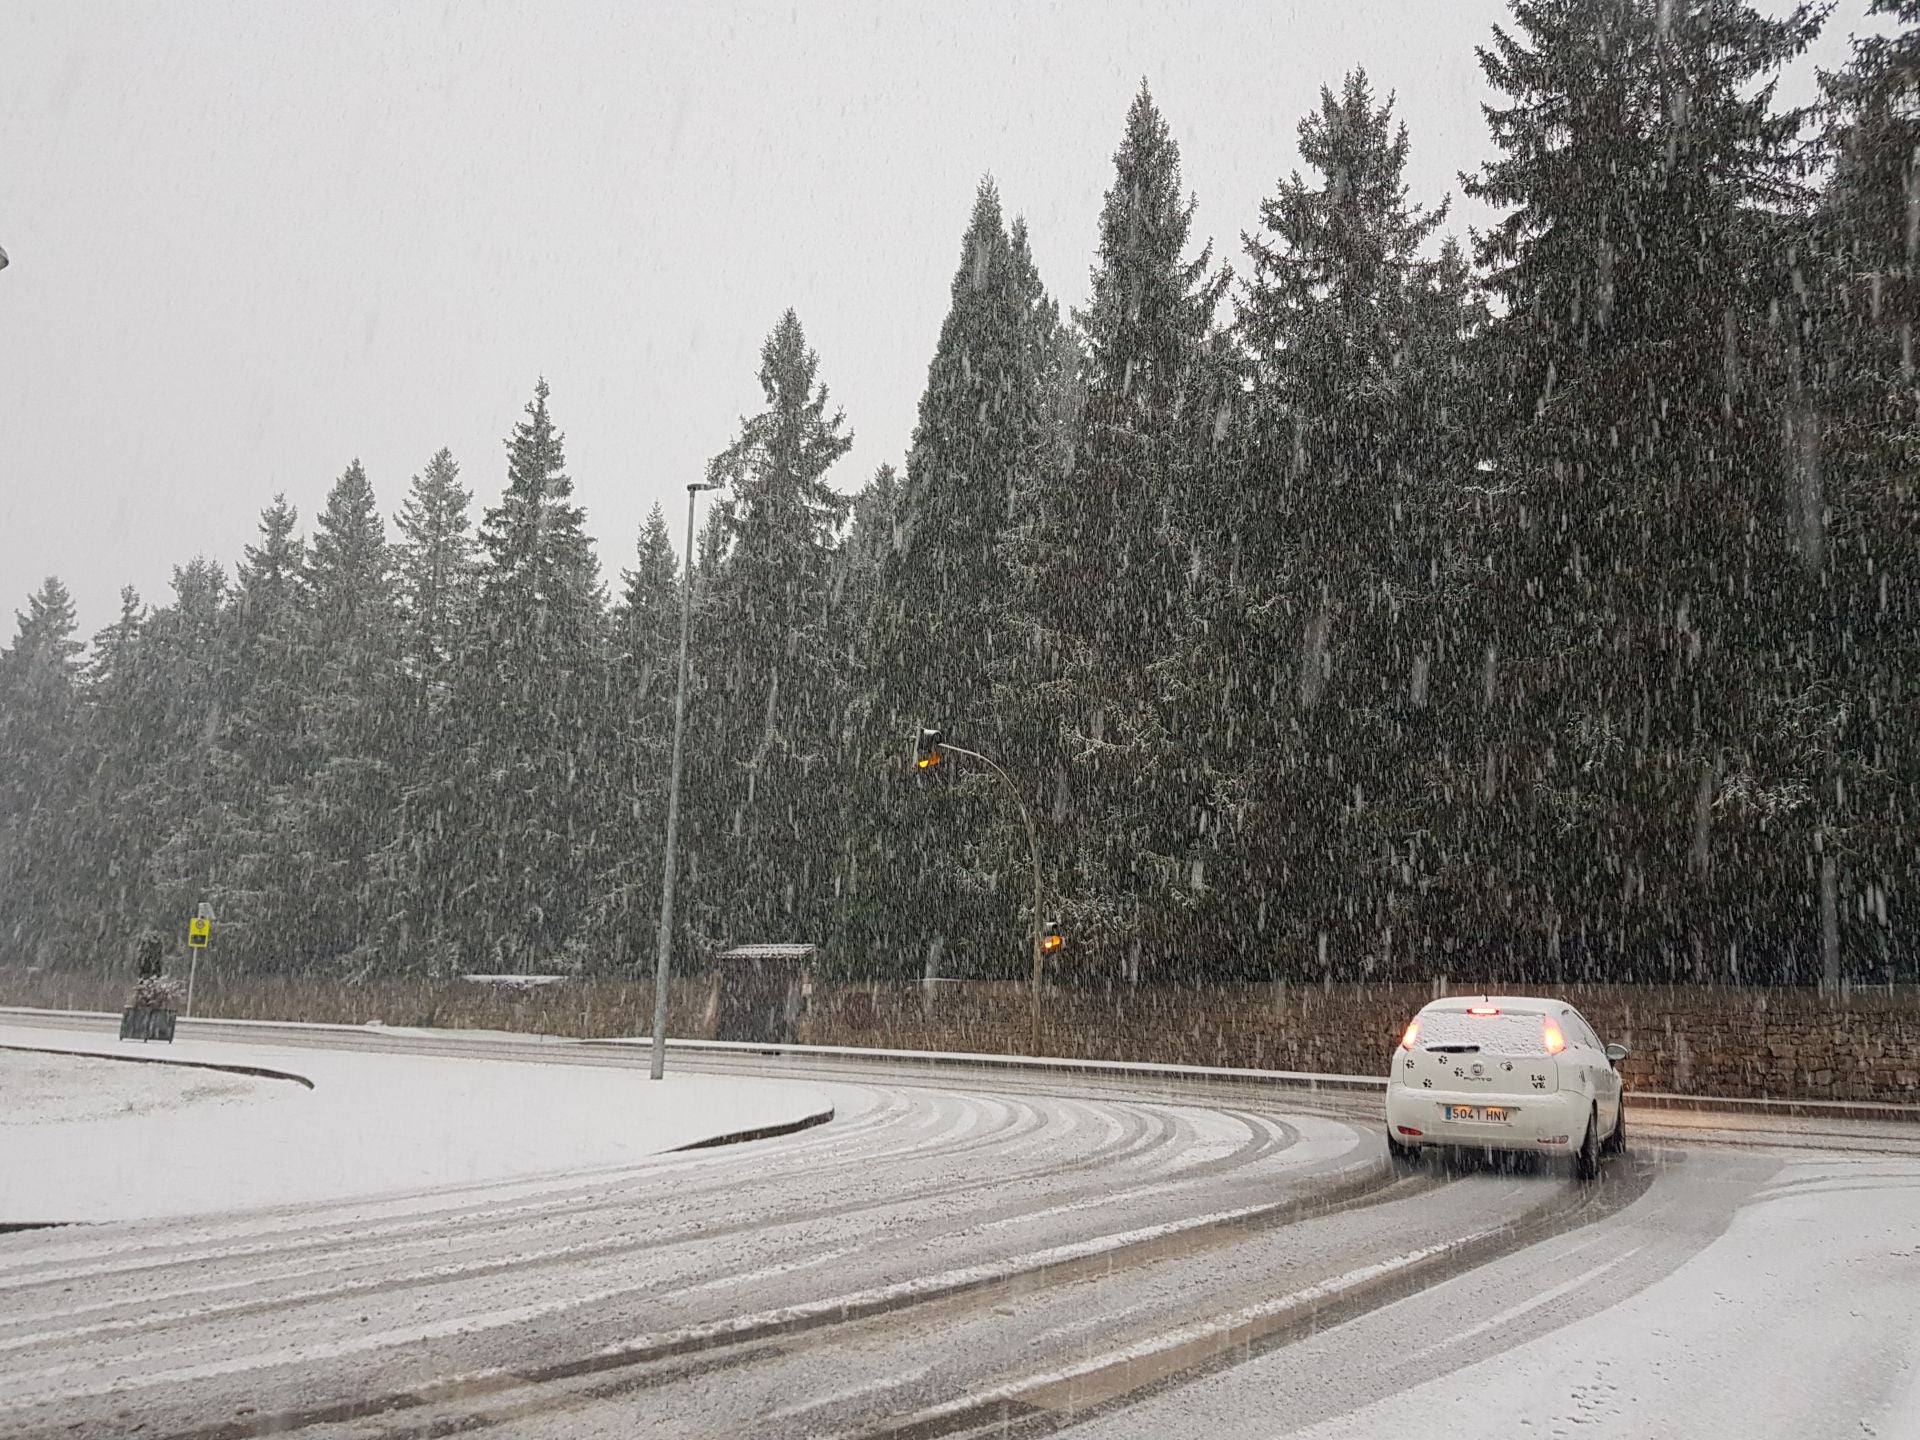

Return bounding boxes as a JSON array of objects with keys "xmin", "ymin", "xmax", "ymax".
[
  {"xmin": 0, "ymin": 1014, "xmax": 1914, "ymax": 1440},
  {"xmin": 1083, "ymin": 1149, "xmax": 1920, "ymax": 1440}
]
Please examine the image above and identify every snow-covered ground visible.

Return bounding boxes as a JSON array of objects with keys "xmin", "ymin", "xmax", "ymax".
[
  {"xmin": 0, "ymin": 1047, "xmax": 278, "ymax": 1127},
  {"xmin": 0, "ymin": 1024, "xmax": 831, "ymax": 1225},
  {"xmin": 1294, "ymin": 1159, "xmax": 1920, "ymax": 1438},
  {"xmin": 1086, "ymin": 1148, "xmax": 1920, "ymax": 1440}
]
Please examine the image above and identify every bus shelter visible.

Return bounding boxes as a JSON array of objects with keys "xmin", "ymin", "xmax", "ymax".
[{"xmin": 707, "ymin": 944, "xmax": 816, "ymax": 1044}]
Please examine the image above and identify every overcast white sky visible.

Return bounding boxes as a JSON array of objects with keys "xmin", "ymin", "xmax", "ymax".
[{"xmin": 0, "ymin": 0, "xmax": 1880, "ymax": 636}]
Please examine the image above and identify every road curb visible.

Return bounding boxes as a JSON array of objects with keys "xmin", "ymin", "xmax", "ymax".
[{"xmin": 670, "ymin": 1105, "xmax": 836, "ymax": 1150}]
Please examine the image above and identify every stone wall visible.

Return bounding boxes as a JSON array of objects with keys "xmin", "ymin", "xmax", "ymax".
[
  {"xmin": 801, "ymin": 980, "xmax": 1920, "ymax": 1103},
  {"xmin": 4, "ymin": 968, "xmax": 1914, "ymax": 1103}
]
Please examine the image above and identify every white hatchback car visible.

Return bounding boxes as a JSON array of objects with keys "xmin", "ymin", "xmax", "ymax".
[{"xmin": 1385, "ymin": 996, "xmax": 1629, "ymax": 1179}]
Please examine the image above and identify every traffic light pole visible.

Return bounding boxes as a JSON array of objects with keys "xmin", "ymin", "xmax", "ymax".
[{"xmin": 937, "ymin": 744, "xmax": 1047, "ymax": 1057}]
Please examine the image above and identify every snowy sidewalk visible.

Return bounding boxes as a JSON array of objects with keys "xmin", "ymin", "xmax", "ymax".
[{"xmin": 0, "ymin": 1022, "xmax": 832, "ymax": 1225}]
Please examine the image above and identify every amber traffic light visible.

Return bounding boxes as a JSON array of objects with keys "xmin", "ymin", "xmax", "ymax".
[{"xmin": 915, "ymin": 727, "xmax": 945, "ymax": 771}]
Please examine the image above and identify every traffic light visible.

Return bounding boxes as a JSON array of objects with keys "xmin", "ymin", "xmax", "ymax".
[
  {"xmin": 1041, "ymin": 921, "xmax": 1064, "ymax": 954},
  {"xmin": 914, "ymin": 727, "xmax": 945, "ymax": 772}
]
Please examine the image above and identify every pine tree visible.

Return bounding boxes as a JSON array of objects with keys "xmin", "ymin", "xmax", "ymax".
[
  {"xmin": 0, "ymin": 577, "xmax": 86, "ymax": 966},
  {"xmin": 394, "ymin": 449, "xmax": 476, "ymax": 684},
  {"xmin": 1464, "ymin": 0, "xmax": 1824, "ymax": 979},
  {"xmin": 820, "ymin": 464, "xmax": 909, "ymax": 976},
  {"xmin": 1021, "ymin": 84, "xmax": 1229, "ymax": 977},
  {"xmin": 840, "ymin": 464, "xmax": 900, "ymax": 633},
  {"xmin": 857, "ymin": 183, "xmax": 1059, "ymax": 979},
  {"xmin": 295, "ymin": 460, "xmax": 399, "ymax": 973},
  {"xmin": 142, "ymin": 558, "xmax": 234, "ymax": 940},
  {"xmin": 0, "ymin": 577, "xmax": 83, "ymax": 678},
  {"xmin": 876, "ymin": 182, "xmax": 1037, "ymax": 735},
  {"xmin": 583, "ymin": 503, "xmax": 682, "ymax": 971},
  {"xmin": 454, "ymin": 380, "xmax": 611, "ymax": 972},
  {"xmin": 1803, "ymin": 0, "xmax": 1920, "ymax": 982},
  {"xmin": 616, "ymin": 504, "xmax": 682, "ymax": 708},
  {"xmin": 682, "ymin": 312, "xmax": 854, "ymax": 956},
  {"xmin": 215, "ymin": 495, "xmax": 312, "ymax": 968},
  {"xmin": 1223, "ymin": 71, "xmax": 1475, "ymax": 979},
  {"xmin": 380, "ymin": 448, "xmax": 478, "ymax": 974},
  {"xmin": 64, "ymin": 587, "xmax": 154, "ymax": 960}
]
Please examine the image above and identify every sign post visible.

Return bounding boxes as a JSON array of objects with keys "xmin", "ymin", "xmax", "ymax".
[{"xmin": 187, "ymin": 905, "xmax": 213, "ymax": 1018}]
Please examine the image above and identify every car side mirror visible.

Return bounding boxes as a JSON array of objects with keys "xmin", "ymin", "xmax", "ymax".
[{"xmin": 1605, "ymin": 1043, "xmax": 1630, "ymax": 1064}]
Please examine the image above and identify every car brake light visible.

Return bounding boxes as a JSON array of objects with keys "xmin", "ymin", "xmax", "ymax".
[
  {"xmin": 1398, "ymin": 1019, "xmax": 1420, "ymax": 1050},
  {"xmin": 1468, "ymin": 1005, "xmax": 1500, "ymax": 1016},
  {"xmin": 1542, "ymin": 1017, "xmax": 1566, "ymax": 1054},
  {"xmin": 1396, "ymin": 1126, "xmax": 1423, "ymax": 1137}
]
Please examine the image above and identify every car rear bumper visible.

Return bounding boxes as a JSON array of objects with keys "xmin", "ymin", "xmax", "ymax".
[{"xmin": 1386, "ymin": 1085, "xmax": 1585, "ymax": 1152}]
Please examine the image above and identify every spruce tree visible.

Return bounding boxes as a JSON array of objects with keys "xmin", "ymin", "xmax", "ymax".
[
  {"xmin": 1022, "ymin": 84, "xmax": 1228, "ymax": 977},
  {"xmin": 876, "ymin": 182, "xmax": 1036, "ymax": 735},
  {"xmin": 583, "ymin": 503, "xmax": 682, "ymax": 971},
  {"xmin": 682, "ymin": 312, "xmax": 854, "ymax": 956},
  {"xmin": 142, "ymin": 559, "xmax": 234, "ymax": 941},
  {"xmin": 394, "ymin": 449, "xmax": 476, "ymax": 683},
  {"xmin": 216, "ymin": 495, "xmax": 312, "ymax": 968},
  {"xmin": 380, "ymin": 448, "xmax": 478, "ymax": 974},
  {"xmin": 296, "ymin": 460, "xmax": 399, "ymax": 973},
  {"xmin": 0, "ymin": 577, "xmax": 86, "ymax": 966},
  {"xmin": 455, "ymin": 380, "xmax": 611, "ymax": 971},
  {"xmin": 1464, "ymin": 0, "xmax": 1823, "ymax": 978},
  {"xmin": 1225, "ymin": 71, "xmax": 1474, "ymax": 979},
  {"xmin": 1804, "ymin": 0, "xmax": 1920, "ymax": 982},
  {"xmin": 840, "ymin": 464, "xmax": 900, "ymax": 633},
  {"xmin": 65, "ymin": 587, "xmax": 154, "ymax": 959},
  {"xmin": 859, "ymin": 182, "xmax": 1057, "ymax": 979},
  {"xmin": 616, "ymin": 504, "xmax": 682, "ymax": 707},
  {"xmin": 823, "ymin": 464, "xmax": 908, "ymax": 975}
]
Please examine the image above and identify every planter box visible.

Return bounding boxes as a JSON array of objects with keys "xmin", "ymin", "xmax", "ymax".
[{"xmin": 119, "ymin": 1006, "xmax": 177, "ymax": 1043}]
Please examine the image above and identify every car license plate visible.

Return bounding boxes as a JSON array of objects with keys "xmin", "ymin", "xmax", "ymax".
[{"xmin": 1446, "ymin": 1104, "xmax": 1509, "ymax": 1123}]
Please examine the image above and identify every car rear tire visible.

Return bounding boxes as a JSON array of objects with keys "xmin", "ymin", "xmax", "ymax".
[
  {"xmin": 1573, "ymin": 1107, "xmax": 1602, "ymax": 1182},
  {"xmin": 1601, "ymin": 1101, "xmax": 1626, "ymax": 1157},
  {"xmin": 1386, "ymin": 1131, "xmax": 1419, "ymax": 1172}
]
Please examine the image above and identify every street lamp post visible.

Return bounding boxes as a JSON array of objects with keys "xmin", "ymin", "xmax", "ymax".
[
  {"xmin": 648, "ymin": 479, "xmax": 723, "ymax": 1081},
  {"xmin": 922, "ymin": 736, "xmax": 1051, "ymax": 1056}
]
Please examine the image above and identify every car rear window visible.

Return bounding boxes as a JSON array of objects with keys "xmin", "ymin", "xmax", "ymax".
[{"xmin": 1417, "ymin": 1009, "xmax": 1549, "ymax": 1055}]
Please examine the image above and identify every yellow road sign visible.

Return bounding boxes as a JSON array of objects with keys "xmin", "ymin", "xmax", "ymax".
[{"xmin": 188, "ymin": 916, "xmax": 212, "ymax": 949}]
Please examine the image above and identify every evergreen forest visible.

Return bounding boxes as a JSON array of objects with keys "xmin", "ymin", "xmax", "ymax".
[{"xmin": 5, "ymin": 1, "xmax": 1916, "ymax": 988}]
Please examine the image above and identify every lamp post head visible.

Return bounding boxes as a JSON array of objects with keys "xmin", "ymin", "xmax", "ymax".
[{"xmin": 688, "ymin": 479, "xmax": 723, "ymax": 494}]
